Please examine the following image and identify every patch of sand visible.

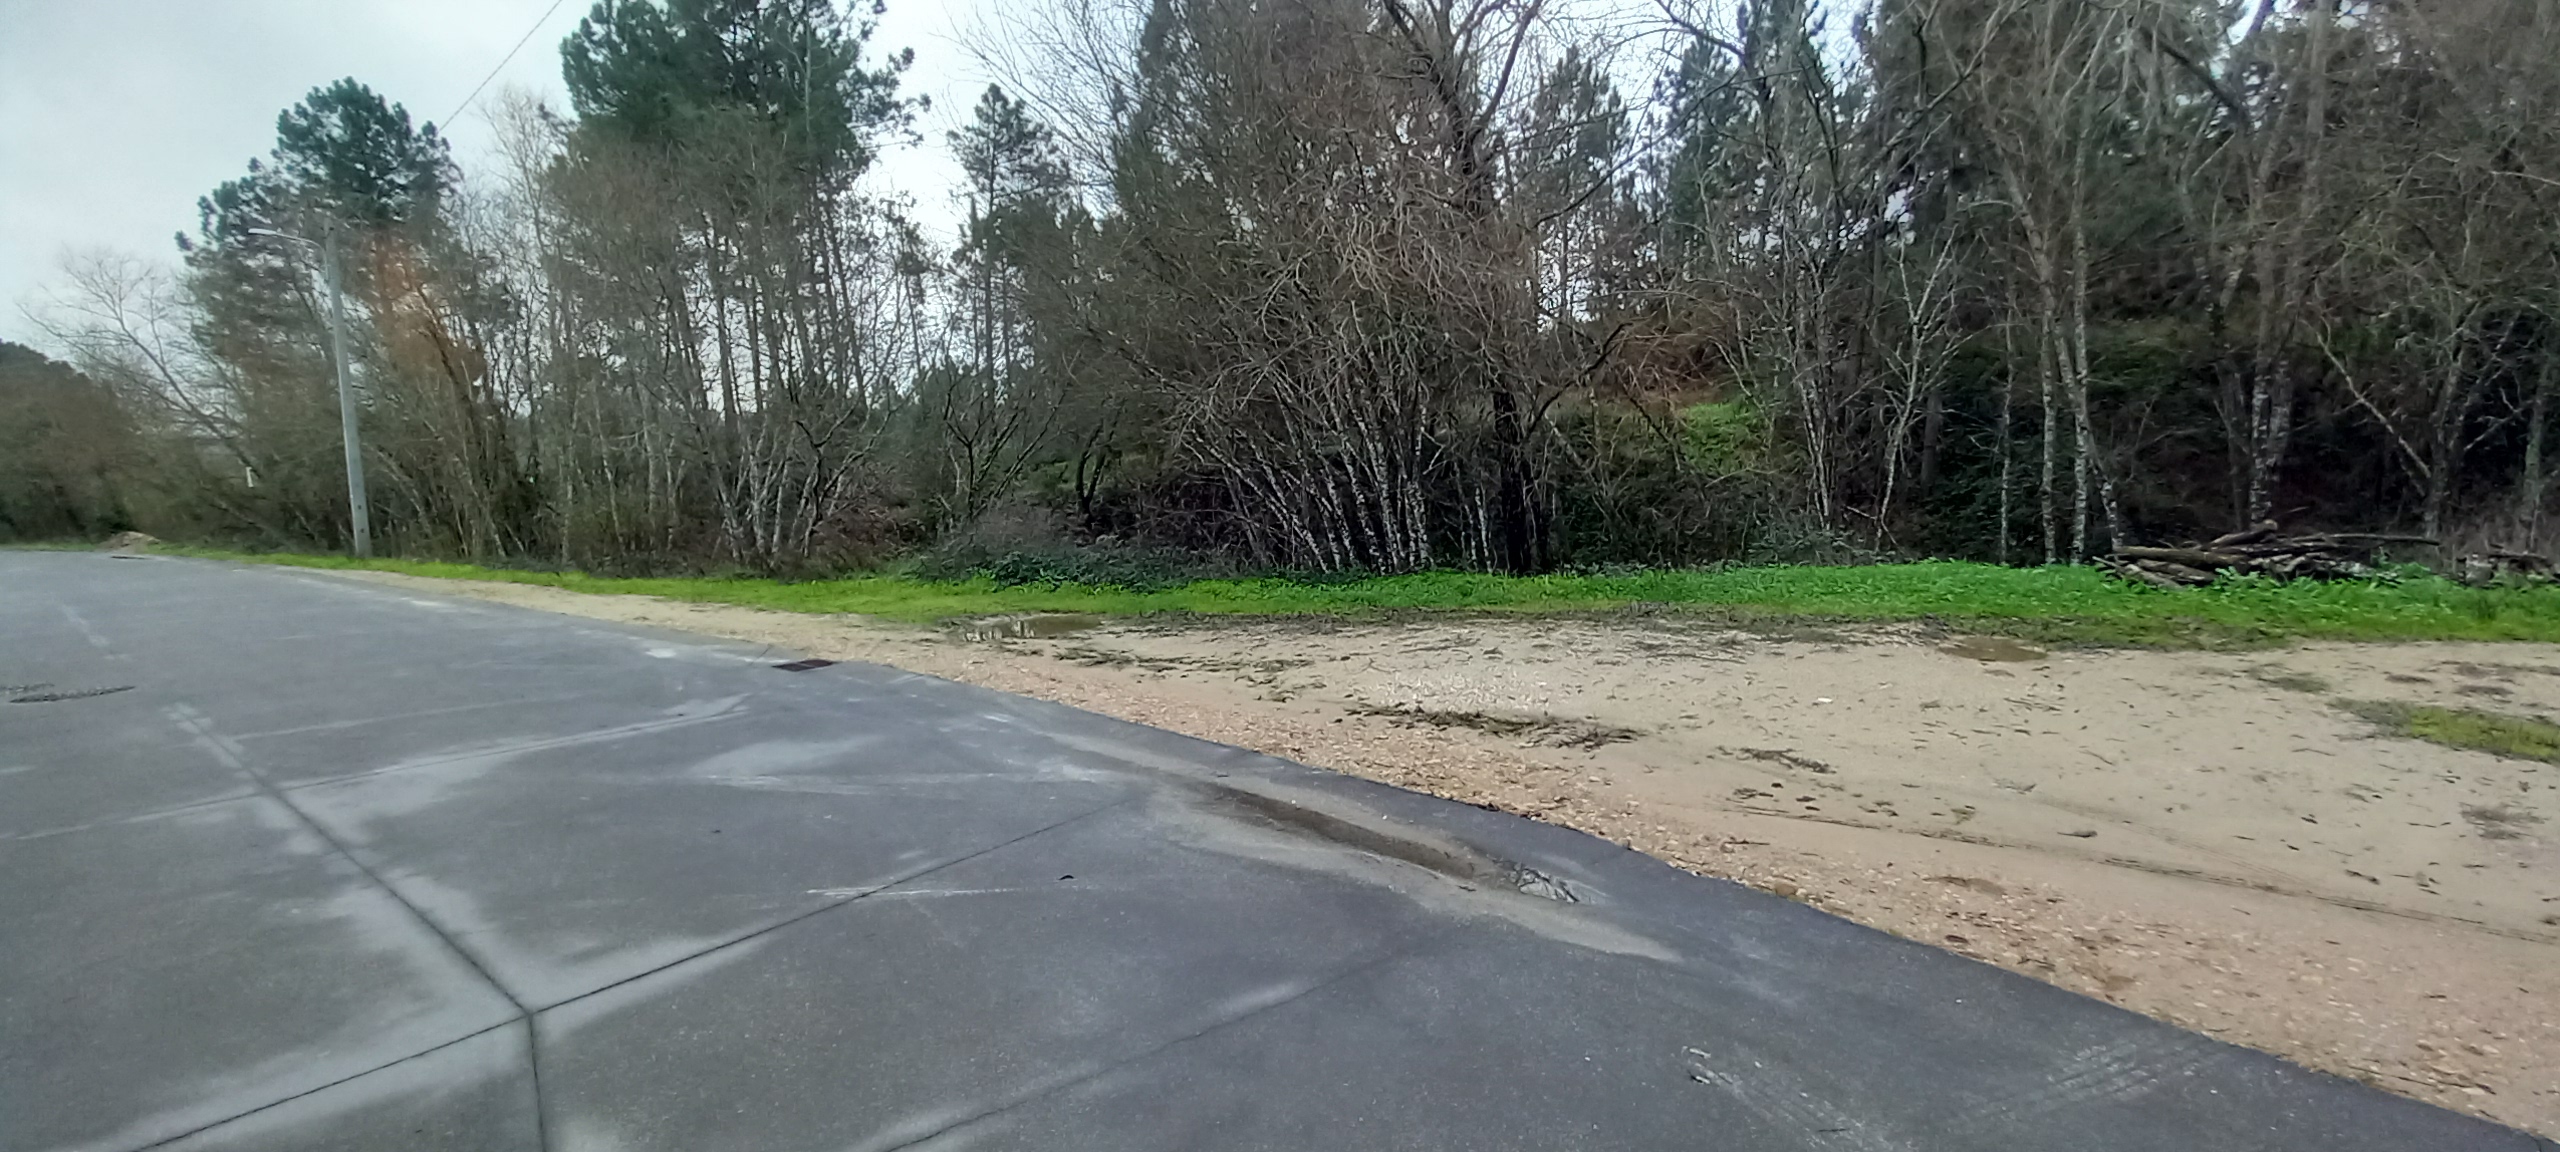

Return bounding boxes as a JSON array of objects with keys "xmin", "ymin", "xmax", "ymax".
[{"xmin": 341, "ymin": 571, "xmax": 2559, "ymax": 1136}]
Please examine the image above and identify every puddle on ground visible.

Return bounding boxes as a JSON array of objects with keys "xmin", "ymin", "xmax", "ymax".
[
  {"xmin": 957, "ymin": 614, "xmax": 1103, "ymax": 642},
  {"xmin": 1195, "ymin": 779, "xmax": 1581, "ymax": 903},
  {"xmin": 1941, "ymin": 636, "xmax": 2049, "ymax": 663}
]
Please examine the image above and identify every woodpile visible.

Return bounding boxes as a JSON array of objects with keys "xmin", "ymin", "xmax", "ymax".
[
  {"xmin": 2099, "ymin": 522, "xmax": 2436, "ymax": 589},
  {"xmin": 2456, "ymin": 551, "xmax": 2558, "ymax": 587}
]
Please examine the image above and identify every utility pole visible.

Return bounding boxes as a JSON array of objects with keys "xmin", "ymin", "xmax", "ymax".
[
  {"xmin": 248, "ymin": 222, "xmax": 372, "ymax": 557},
  {"xmin": 319, "ymin": 228, "xmax": 371, "ymax": 558}
]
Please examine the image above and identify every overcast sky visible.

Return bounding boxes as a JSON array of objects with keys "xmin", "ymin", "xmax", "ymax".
[{"xmin": 0, "ymin": 0, "xmax": 991, "ymax": 345}]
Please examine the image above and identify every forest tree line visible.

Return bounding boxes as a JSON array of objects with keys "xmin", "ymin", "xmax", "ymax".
[{"xmin": 7, "ymin": 0, "xmax": 2559, "ymax": 577}]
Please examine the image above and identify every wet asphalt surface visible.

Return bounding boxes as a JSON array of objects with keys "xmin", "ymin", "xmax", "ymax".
[{"xmin": 1, "ymin": 550, "xmax": 2546, "ymax": 1151}]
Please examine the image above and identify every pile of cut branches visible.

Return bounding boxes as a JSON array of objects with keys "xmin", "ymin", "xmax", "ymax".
[
  {"xmin": 2455, "ymin": 551, "xmax": 2559, "ymax": 587},
  {"xmin": 2100, "ymin": 522, "xmax": 2435, "ymax": 589}
]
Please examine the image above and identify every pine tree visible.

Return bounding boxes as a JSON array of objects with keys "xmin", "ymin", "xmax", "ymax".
[{"xmin": 560, "ymin": 0, "xmax": 911, "ymax": 173}]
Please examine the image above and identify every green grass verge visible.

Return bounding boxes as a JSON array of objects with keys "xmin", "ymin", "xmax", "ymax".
[
  {"xmin": 125, "ymin": 546, "xmax": 2560, "ymax": 647},
  {"xmin": 2336, "ymin": 700, "xmax": 2560, "ymax": 763}
]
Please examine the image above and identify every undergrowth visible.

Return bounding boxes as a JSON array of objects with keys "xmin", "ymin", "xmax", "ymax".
[{"xmin": 132, "ymin": 546, "xmax": 2560, "ymax": 648}]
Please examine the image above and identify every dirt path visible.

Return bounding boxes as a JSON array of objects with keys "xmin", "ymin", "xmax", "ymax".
[{"xmin": 345, "ymin": 572, "xmax": 2558, "ymax": 1136}]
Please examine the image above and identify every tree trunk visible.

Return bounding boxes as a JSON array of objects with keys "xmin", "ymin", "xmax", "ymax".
[
  {"xmin": 1998, "ymin": 313, "xmax": 2018, "ymax": 565},
  {"xmin": 2522, "ymin": 349, "xmax": 2555, "ymax": 547},
  {"xmin": 2243, "ymin": 0, "xmax": 2331, "ymax": 522},
  {"xmin": 2035, "ymin": 264, "xmax": 2061, "ymax": 564}
]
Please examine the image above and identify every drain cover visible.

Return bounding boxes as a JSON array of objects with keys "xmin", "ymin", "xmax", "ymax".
[{"xmin": 772, "ymin": 658, "xmax": 836, "ymax": 672}]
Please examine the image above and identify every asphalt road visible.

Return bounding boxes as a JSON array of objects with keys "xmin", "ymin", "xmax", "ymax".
[{"xmin": 0, "ymin": 550, "xmax": 2544, "ymax": 1152}]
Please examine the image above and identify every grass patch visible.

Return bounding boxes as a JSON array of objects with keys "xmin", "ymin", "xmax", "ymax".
[
  {"xmin": 2337, "ymin": 700, "xmax": 2560, "ymax": 763},
  {"xmin": 112, "ymin": 546, "xmax": 2560, "ymax": 647}
]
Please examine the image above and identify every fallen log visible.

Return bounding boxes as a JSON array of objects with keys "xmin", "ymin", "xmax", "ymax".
[
  {"xmin": 2098, "ymin": 558, "xmax": 2189, "ymax": 590},
  {"xmin": 2116, "ymin": 546, "xmax": 2246, "ymax": 569},
  {"xmin": 2284, "ymin": 533, "xmax": 2440, "ymax": 548},
  {"xmin": 2145, "ymin": 559, "xmax": 2219, "ymax": 585},
  {"xmin": 2207, "ymin": 521, "xmax": 2280, "ymax": 549}
]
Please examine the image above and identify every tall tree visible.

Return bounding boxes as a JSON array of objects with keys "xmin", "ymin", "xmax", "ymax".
[
  {"xmin": 175, "ymin": 80, "xmax": 468, "ymax": 550},
  {"xmin": 562, "ymin": 0, "xmax": 910, "ymax": 173},
  {"xmin": 920, "ymin": 85, "xmax": 1093, "ymax": 528},
  {"xmin": 543, "ymin": 0, "xmax": 920, "ymax": 569}
]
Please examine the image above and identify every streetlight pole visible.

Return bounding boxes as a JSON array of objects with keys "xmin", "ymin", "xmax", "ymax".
[
  {"xmin": 247, "ymin": 224, "xmax": 371, "ymax": 558},
  {"xmin": 318, "ymin": 229, "xmax": 371, "ymax": 558}
]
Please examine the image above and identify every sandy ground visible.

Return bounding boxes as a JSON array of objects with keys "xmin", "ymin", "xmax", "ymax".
[{"xmin": 343, "ymin": 571, "xmax": 2558, "ymax": 1136}]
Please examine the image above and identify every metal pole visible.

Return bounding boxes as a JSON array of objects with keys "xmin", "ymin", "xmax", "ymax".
[{"xmin": 320, "ymin": 228, "xmax": 372, "ymax": 558}]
